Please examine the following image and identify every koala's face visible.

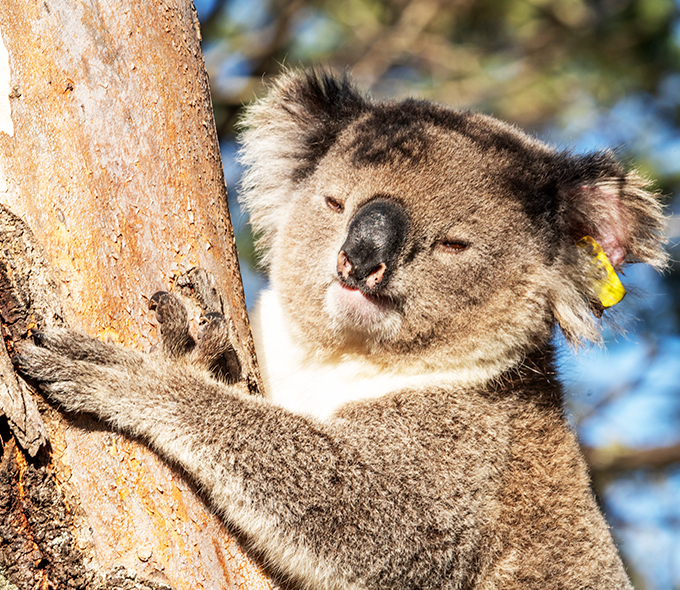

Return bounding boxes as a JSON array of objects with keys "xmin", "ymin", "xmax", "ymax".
[
  {"xmin": 240, "ymin": 71, "xmax": 666, "ymax": 371},
  {"xmin": 269, "ymin": 105, "xmax": 561, "ymax": 369}
]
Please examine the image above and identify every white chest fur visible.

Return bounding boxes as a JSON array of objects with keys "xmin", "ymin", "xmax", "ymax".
[
  {"xmin": 250, "ymin": 289, "xmax": 396, "ymax": 419},
  {"xmin": 250, "ymin": 289, "xmax": 504, "ymax": 421}
]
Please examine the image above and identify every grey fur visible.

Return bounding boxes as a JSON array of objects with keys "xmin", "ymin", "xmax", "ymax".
[{"xmin": 15, "ymin": 69, "xmax": 667, "ymax": 589}]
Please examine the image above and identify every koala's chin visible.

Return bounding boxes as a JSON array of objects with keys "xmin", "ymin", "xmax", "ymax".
[{"xmin": 324, "ymin": 280, "xmax": 402, "ymax": 344}]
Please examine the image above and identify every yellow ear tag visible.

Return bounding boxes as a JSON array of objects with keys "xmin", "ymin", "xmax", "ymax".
[{"xmin": 576, "ymin": 236, "xmax": 626, "ymax": 308}]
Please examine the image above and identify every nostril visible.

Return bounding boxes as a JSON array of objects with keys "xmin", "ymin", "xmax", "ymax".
[
  {"xmin": 365, "ymin": 263, "xmax": 386, "ymax": 290},
  {"xmin": 337, "ymin": 251, "xmax": 353, "ymax": 280},
  {"xmin": 337, "ymin": 253, "xmax": 388, "ymax": 292}
]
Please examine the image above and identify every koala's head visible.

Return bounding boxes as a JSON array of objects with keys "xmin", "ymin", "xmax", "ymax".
[{"xmin": 239, "ymin": 69, "xmax": 667, "ymax": 374}]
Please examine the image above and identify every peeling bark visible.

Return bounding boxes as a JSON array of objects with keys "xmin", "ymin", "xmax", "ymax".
[
  {"xmin": 0, "ymin": 1, "xmax": 273, "ymax": 588},
  {"xmin": 0, "ymin": 438, "xmax": 174, "ymax": 589},
  {"xmin": 0, "ymin": 204, "xmax": 59, "ymax": 457}
]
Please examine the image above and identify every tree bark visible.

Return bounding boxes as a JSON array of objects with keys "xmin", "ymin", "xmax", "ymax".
[{"xmin": 0, "ymin": 1, "xmax": 273, "ymax": 588}]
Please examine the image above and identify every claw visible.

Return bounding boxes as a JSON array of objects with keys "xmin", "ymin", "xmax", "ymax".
[
  {"xmin": 200, "ymin": 312, "xmax": 224, "ymax": 325},
  {"xmin": 10, "ymin": 354, "xmax": 25, "ymax": 368},
  {"xmin": 32, "ymin": 332, "xmax": 47, "ymax": 347},
  {"xmin": 148, "ymin": 291, "xmax": 193, "ymax": 358},
  {"xmin": 149, "ymin": 291, "xmax": 170, "ymax": 311}
]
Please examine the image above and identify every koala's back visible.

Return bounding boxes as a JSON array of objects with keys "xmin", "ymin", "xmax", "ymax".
[{"xmin": 483, "ymin": 379, "xmax": 630, "ymax": 588}]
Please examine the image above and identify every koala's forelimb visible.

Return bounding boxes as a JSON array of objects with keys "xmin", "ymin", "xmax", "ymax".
[
  {"xmin": 149, "ymin": 290, "xmax": 241, "ymax": 383},
  {"xmin": 14, "ymin": 322, "xmax": 491, "ymax": 590}
]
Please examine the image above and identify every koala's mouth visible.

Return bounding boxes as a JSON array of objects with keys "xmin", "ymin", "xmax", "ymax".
[
  {"xmin": 325, "ymin": 281, "xmax": 401, "ymax": 338},
  {"xmin": 339, "ymin": 281, "xmax": 388, "ymax": 302}
]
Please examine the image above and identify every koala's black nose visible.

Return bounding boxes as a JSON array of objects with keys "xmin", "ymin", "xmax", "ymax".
[{"xmin": 337, "ymin": 198, "xmax": 410, "ymax": 293}]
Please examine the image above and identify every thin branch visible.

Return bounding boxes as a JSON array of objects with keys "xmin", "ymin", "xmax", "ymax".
[{"xmin": 584, "ymin": 442, "xmax": 680, "ymax": 475}]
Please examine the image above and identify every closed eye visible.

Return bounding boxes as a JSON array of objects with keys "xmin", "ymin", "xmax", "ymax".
[
  {"xmin": 437, "ymin": 239, "xmax": 469, "ymax": 253},
  {"xmin": 325, "ymin": 196, "xmax": 345, "ymax": 213}
]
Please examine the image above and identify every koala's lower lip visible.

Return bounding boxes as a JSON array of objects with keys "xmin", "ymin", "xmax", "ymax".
[
  {"xmin": 327, "ymin": 281, "xmax": 401, "ymax": 336},
  {"xmin": 338, "ymin": 282, "xmax": 389, "ymax": 306},
  {"xmin": 332, "ymin": 282, "xmax": 396, "ymax": 322}
]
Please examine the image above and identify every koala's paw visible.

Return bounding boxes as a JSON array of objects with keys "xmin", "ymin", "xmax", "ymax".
[
  {"xmin": 149, "ymin": 291, "xmax": 195, "ymax": 358},
  {"xmin": 150, "ymin": 290, "xmax": 241, "ymax": 383},
  {"xmin": 12, "ymin": 330, "xmax": 140, "ymax": 414},
  {"xmin": 192, "ymin": 313, "xmax": 241, "ymax": 383}
]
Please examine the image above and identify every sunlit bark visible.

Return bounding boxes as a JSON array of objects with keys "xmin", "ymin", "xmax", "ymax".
[{"xmin": 0, "ymin": 1, "xmax": 272, "ymax": 588}]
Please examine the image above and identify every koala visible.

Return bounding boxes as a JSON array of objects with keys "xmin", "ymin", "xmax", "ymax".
[{"xmin": 14, "ymin": 70, "xmax": 667, "ymax": 589}]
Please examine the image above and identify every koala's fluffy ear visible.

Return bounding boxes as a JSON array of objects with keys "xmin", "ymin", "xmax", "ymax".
[
  {"xmin": 549, "ymin": 151, "xmax": 668, "ymax": 344},
  {"xmin": 238, "ymin": 69, "xmax": 367, "ymax": 265}
]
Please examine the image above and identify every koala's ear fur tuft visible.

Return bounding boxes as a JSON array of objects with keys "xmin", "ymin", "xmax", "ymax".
[
  {"xmin": 560, "ymin": 151, "xmax": 667, "ymax": 269},
  {"xmin": 549, "ymin": 151, "xmax": 668, "ymax": 344},
  {"xmin": 238, "ymin": 69, "xmax": 367, "ymax": 266}
]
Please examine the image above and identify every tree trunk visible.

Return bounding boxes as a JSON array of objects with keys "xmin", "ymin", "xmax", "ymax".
[{"xmin": 0, "ymin": 1, "xmax": 273, "ymax": 588}]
